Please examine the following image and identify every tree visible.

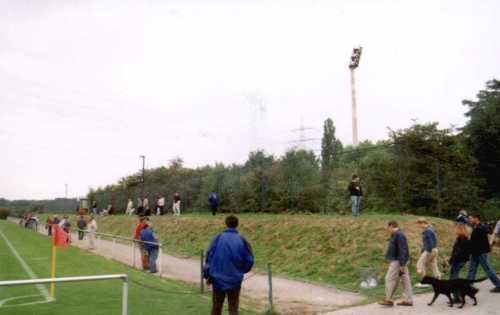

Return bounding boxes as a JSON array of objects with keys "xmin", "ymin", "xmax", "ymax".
[
  {"xmin": 462, "ymin": 79, "xmax": 500, "ymax": 198},
  {"xmin": 321, "ymin": 118, "xmax": 342, "ymax": 184}
]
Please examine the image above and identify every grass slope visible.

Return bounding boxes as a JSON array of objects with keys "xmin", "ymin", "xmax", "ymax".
[
  {"xmin": 0, "ymin": 220, "xmax": 258, "ymax": 315},
  {"xmin": 93, "ymin": 213, "xmax": 500, "ymax": 295}
]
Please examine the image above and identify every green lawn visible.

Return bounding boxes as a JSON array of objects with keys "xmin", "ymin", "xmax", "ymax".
[{"xmin": 0, "ymin": 220, "xmax": 259, "ymax": 315}]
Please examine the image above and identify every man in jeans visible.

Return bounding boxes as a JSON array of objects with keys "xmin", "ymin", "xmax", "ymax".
[
  {"xmin": 379, "ymin": 221, "xmax": 413, "ymax": 307},
  {"xmin": 204, "ymin": 215, "xmax": 254, "ymax": 315},
  {"xmin": 468, "ymin": 214, "xmax": 500, "ymax": 293},
  {"xmin": 348, "ymin": 175, "xmax": 362, "ymax": 216},
  {"xmin": 415, "ymin": 218, "xmax": 441, "ymax": 288},
  {"xmin": 140, "ymin": 221, "xmax": 160, "ymax": 273}
]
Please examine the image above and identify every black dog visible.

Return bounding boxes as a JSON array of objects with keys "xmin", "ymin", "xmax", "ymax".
[{"xmin": 421, "ymin": 276, "xmax": 486, "ymax": 308}]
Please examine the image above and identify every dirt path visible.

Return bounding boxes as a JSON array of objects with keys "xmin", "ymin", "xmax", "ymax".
[
  {"xmin": 322, "ymin": 279, "xmax": 500, "ymax": 315},
  {"xmin": 23, "ymin": 220, "xmax": 362, "ymax": 314}
]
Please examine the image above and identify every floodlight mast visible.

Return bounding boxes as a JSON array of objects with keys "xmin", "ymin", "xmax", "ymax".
[{"xmin": 349, "ymin": 46, "xmax": 362, "ymax": 146}]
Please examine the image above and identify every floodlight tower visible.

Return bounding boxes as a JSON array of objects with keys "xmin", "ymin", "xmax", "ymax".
[{"xmin": 349, "ymin": 46, "xmax": 362, "ymax": 146}]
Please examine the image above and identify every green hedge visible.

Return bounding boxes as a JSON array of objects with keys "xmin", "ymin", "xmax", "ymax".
[{"xmin": 0, "ymin": 208, "xmax": 11, "ymax": 220}]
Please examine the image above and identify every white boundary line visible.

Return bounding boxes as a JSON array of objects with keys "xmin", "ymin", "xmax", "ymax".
[{"xmin": 0, "ymin": 227, "xmax": 54, "ymax": 304}]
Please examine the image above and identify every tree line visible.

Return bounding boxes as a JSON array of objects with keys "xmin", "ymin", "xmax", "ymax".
[{"xmin": 87, "ymin": 80, "xmax": 499, "ymax": 219}]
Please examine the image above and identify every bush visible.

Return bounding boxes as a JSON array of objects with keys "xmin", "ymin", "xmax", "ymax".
[{"xmin": 0, "ymin": 208, "xmax": 11, "ymax": 220}]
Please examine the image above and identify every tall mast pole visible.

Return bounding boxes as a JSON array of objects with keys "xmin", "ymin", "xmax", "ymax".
[{"xmin": 349, "ymin": 46, "xmax": 362, "ymax": 146}]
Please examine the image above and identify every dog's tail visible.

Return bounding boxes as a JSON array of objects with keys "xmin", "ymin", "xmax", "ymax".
[{"xmin": 469, "ymin": 277, "xmax": 488, "ymax": 283}]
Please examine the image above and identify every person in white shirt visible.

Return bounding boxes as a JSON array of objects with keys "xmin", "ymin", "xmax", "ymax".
[
  {"xmin": 126, "ymin": 199, "xmax": 134, "ymax": 215},
  {"xmin": 156, "ymin": 196, "xmax": 165, "ymax": 215},
  {"xmin": 87, "ymin": 216, "xmax": 98, "ymax": 250},
  {"xmin": 172, "ymin": 193, "xmax": 181, "ymax": 216}
]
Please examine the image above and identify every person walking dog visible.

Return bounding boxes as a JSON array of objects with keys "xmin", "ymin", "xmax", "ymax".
[
  {"xmin": 204, "ymin": 215, "xmax": 254, "ymax": 315},
  {"xmin": 379, "ymin": 220, "xmax": 413, "ymax": 307},
  {"xmin": 449, "ymin": 223, "xmax": 471, "ymax": 301},
  {"xmin": 467, "ymin": 214, "xmax": 500, "ymax": 293}
]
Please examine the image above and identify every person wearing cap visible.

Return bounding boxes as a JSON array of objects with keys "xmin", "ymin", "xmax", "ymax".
[
  {"xmin": 203, "ymin": 215, "xmax": 254, "ymax": 315},
  {"xmin": 140, "ymin": 221, "xmax": 160, "ymax": 273},
  {"xmin": 415, "ymin": 217, "xmax": 441, "ymax": 288}
]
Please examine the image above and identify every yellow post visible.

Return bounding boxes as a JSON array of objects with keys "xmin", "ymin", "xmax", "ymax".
[{"xmin": 50, "ymin": 245, "xmax": 57, "ymax": 298}]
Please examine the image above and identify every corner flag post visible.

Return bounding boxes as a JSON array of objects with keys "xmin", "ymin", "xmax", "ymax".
[
  {"xmin": 50, "ymin": 223, "xmax": 69, "ymax": 298},
  {"xmin": 50, "ymin": 244, "xmax": 57, "ymax": 298}
]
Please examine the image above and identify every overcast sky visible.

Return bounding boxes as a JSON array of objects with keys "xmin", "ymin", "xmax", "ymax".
[{"xmin": 1, "ymin": 0, "xmax": 499, "ymax": 200}]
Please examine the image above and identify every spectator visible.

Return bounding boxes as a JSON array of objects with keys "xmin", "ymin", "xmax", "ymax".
[
  {"xmin": 143, "ymin": 197, "xmax": 151, "ymax": 216},
  {"xmin": 60, "ymin": 216, "xmax": 71, "ymax": 243},
  {"xmin": 490, "ymin": 220, "xmax": 500, "ymax": 247},
  {"xmin": 91, "ymin": 200, "xmax": 98, "ymax": 216},
  {"xmin": 172, "ymin": 193, "xmax": 181, "ymax": 216},
  {"xmin": 46, "ymin": 216, "xmax": 53, "ymax": 236},
  {"xmin": 134, "ymin": 217, "xmax": 149, "ymax": 270},
  {"xmin": 140, "ymin": 221, "xmax": 159, "ymax": 273},
  {"xmin": 126, "ymin": 199, "xmax": 134, "ymax": 215},
  {"xmin": 348, "ymin": 175, "xmax": 363, "ymax": 216},
  {"xmin": 378, "ymin": 221, "xmax": 413, "ymax": 307},
  {"xmin": 53, "ymin": 215, "xmax": 60, "ymax": 225},
  {"xmin": 467, "ymin": 214, "xmax": 500, "ymax": 293},
  {"xmin": 456, "ymin": 209, "xmax": 469, "ymax": 225},
  {"xmin": 77, "ymin": 215, "xmax": 87, "ymax": 240},
  {"xmin": 156, "ymin": 195, "xmax": 165, "ymax": 216},
  {"xmin": 208, "ymin": 192, "xmax": 219, "ymax": 216},
  {"xmin": 449, "ymin": 223, "xmax": 471, "ymax": 302},
  {"xmin": 204, "ymin": 215, "xmax": 254, "ymax": 315},
  {"xmin": 87, "ymin": 215, "xmax": 97, "ymax": 250},
  {"xmin": 136, "ymin": 197, "xmax": 144, "ymax": 216},
  {"xmin": 415, "ymin": 218, "xmax": 442, "ymax": 288}
]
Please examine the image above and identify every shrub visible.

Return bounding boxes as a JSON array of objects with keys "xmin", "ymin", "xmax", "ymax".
[{"xmin": 0, "ymin": 208, "xmax": 11, "ymax": 220}]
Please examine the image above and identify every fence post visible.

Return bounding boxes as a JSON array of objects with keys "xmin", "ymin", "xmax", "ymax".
[
  {"xmin": 159, "ymin": 245, "xmax": 163, "ymax": 278},
  {"xmin": 122, "ymin": 278, "xmax": 128, "ymax": 315},
  {"xmin": 111, "ymin": 238, "xmax": 116, "ymax": 260},
  {"xmin": 200, "ymin": 250, "xmax": 205, "ymax": 293},
  {"xmin": 132, "ymin": 241, "xmax": 136, "ymax": 269},
  {"xmin": 267, "ymin": 263, "xmax": 273, "ymax": 313}
]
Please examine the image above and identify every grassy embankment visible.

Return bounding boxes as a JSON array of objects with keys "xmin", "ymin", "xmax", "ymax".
[{"xmin": 91, "ymin": 213, "xmax": 500, "ymax": 298}]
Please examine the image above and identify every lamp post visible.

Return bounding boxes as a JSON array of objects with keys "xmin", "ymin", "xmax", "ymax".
[
  {"xmin": 140, "ymin": 155, "xmax": 145, "ymax": 197},
  {"xmin": 349, "ymin": 46, "xmax": 362, "ymax": 146}
]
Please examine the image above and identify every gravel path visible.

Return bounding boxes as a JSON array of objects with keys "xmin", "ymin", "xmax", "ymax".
[{"xmin": 322, "ymin": 280, "xmax": 500, "ymax": 315}]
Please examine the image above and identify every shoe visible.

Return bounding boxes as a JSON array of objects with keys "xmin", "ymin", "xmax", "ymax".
[
  {"xmin": 491, "ymin": 287, "xmax": 500, "ymax": 293},
  {"xmin": 378, "ymin": 299, "xmax": 394, "ymax": 307},
  {"xmin": 415, "ymin": 283, "xmax": 430, "ymax": 288},
  {"xmin": 396, "ymin": 301, "xmax": 413, "ymax": 306}
]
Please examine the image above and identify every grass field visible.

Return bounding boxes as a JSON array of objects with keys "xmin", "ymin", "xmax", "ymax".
[
  {"xmin": 89, "ymin": 213, "xmax": 500, "ymax": 297},
  {"xmin": 0, "ymin": 220, "xmax": 259, "ymax": 315}
]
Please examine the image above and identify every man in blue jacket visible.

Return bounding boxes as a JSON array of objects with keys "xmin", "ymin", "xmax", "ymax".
[
  {"xmin": 379, "ymin": 221, "xmax": 413, "ymax": 307},
  {"xmin": 204, "ymin": 215, "xmax": 254, "ymax": 315},
  {"xmin": 140, "ymin": 221, "xmax": 160, "ymax": 273},
  {"xmin": 415, "ymin": 217, "xmax": 441, "ymax": 288}
]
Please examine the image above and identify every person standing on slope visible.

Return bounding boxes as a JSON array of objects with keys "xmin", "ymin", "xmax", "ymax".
[{"xmin": 348, "ymin": 175, "xmax": 363, "ymax": 216}]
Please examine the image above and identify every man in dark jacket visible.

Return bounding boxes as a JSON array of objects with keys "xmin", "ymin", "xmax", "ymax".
[
  {"xmin": 348, "ymin": 175, "xmax": 363, "ymax": 216},
  {"xmin": 204, "ymin": 215, "xmax": 254, "ymax": 315},
  {"xmin": 379, "ymin": 221, "xmax": 413, "ymax": 307},
  {"xmin": 208, "ymin": 192, "xmax": 219, "ymax": 216},
  {"xmin": 467, "ymin": 214, "xmax": 500, "ymax": 293},
  {"xmin": 77, "ymin": 215, "xmax": 87, "ymax": 240}
]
